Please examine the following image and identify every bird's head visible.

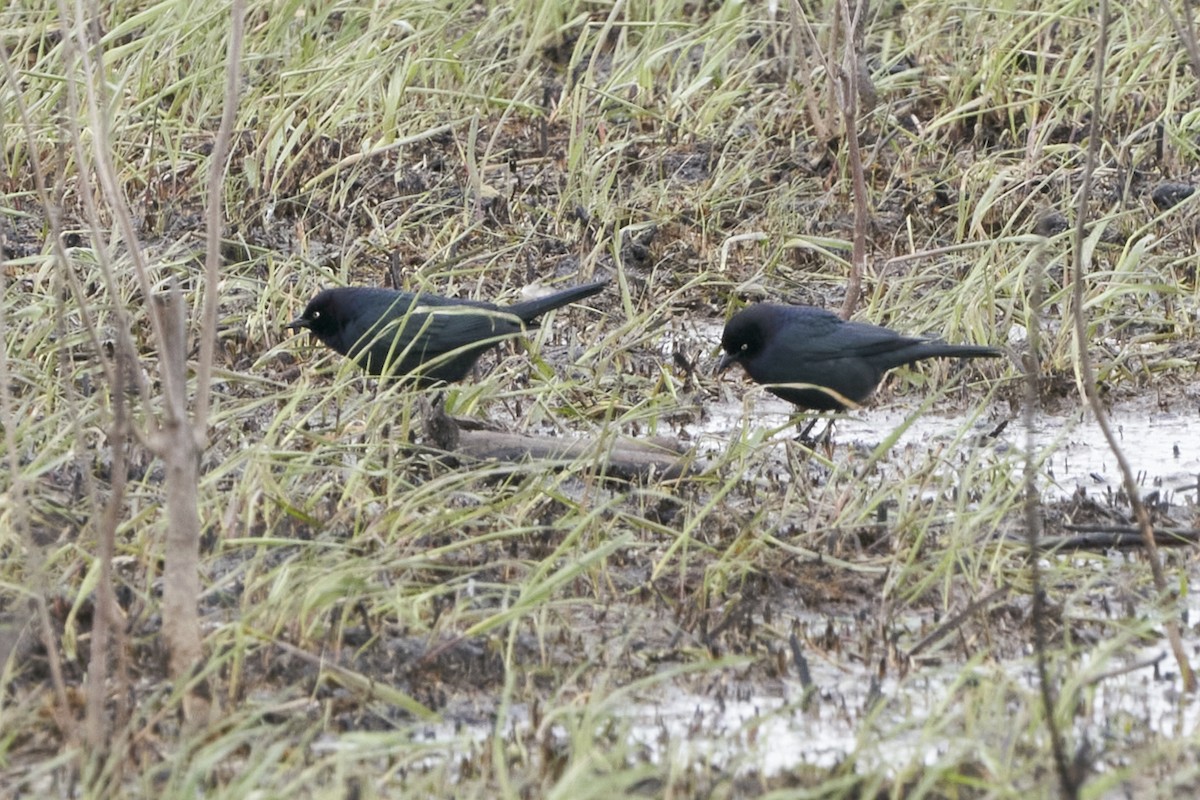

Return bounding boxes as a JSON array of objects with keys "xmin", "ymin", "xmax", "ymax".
[
  {"xmin": 286, "ymin": 289, "xmax": 346, "ymax": 345},
  {"xmin": 716, "ymin": 306, "xmax": 769, "ymax": 374}
]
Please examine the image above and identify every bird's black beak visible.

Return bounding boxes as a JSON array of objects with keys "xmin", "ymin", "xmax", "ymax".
[
  {"xmin": 286, "ymin": 317, "xmax": 310, "ymax": 333},
  {"xmin": 715, "ymin": 351, "xmax": 737, "ymax": 374}
]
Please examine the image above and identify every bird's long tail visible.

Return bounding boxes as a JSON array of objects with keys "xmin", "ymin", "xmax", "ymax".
[
  {"xmin": 905, "ymin": 342, "xmax": 1004, "ymax": 365},
  {"xmin": 506, "ymin": 279, "xmax": 608, "ymax": 323}
]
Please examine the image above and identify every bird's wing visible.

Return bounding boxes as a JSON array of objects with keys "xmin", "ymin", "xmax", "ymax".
[
  {"xmin": 339, "ymin": 293, "xmax": 511, "ymax": 355},
  {"xmin": 401, "ymin": 304, "xmax": 524, "ymax": 358},
  {"xmin": 780, "ymin": 314, "xmax": 924, "ymax": 362}
]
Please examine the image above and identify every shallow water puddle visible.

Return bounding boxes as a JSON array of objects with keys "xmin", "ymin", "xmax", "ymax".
[
  {"xmin": 380, "ymin": 624, "xmax": 1194, "ymax": 779},
  {"xmin": 620, "ymin": 650, "xmax": 933, "ymax": 773},
  {"xmin": 619, "ymin": 641, "xmax": 1196, "ymax": 777},
  {"xmin": 691, "ymin": 391, "xmax": 1200, "ymax": 502}
]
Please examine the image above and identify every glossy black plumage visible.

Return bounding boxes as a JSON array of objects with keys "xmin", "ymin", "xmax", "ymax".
[
  {"xmin": 288, "ymin": 280, "xmax": 607, "ymax": 384},
  {"xmin": 717, "ymin": 304, "xmax": 1001, "ymax": 411}
]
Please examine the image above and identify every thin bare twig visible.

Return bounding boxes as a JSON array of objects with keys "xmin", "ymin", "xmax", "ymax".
[
  {"xmin": 54, "ymin": 0, "xmax": 246, "ymax": 702},
  {"xmin": 194, "ymin": 0, "xmax": 246, "ymax": 430},
  {"xmin": 1026, "ymin": 215, "xmax": 1075, "ymax": 798},
  {"xmin": 1070, "ymin": 0, "xmax": 1194, "ymax": 696},
  {"xmin": 0, "ymin": 266, "xmax": 76, "ymax": 747},
  {"xmin": 0, "ymin": 38, "xmax": 79, "ymax": 748},
  {"xmin": 66, "ymin": 0, "xmax": 170, "ymax": 400},
  {"xmin": 1156, "ymin": 0, "xmax": 1200, "ymax": 82},
  {"xmin": 86, "ymin": 349, "xmax": 128, "ymax": 751},
  {"xmin": 61, "ymin": 0, "xmax": 205, "ymax": 691},
  {"xmin": 788, "ymin": 0, "xmax": 832, "ymax": 142},
  {"xmin": 837, "ymin": 0, "xmax": 868, "ymax": 319}
]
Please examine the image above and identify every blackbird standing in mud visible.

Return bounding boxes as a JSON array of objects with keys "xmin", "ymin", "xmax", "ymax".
[
  {"xmin": 717, "ymin": 304, "xmax": 1002, "ymax": 411},
  {"xmin": 288, "ymin": 279, "xmax": 607, "ymax": 384}
]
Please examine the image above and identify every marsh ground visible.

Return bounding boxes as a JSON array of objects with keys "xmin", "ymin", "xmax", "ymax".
[{"xmin": 2, "ymin": 0, "xmax": 1200, "ymax": 797}]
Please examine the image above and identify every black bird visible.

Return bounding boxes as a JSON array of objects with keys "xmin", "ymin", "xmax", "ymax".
[
  {"xmin": 717, "ymin": 304, "xmax": 1001, "ymax": 411},
  {"xmin": 288, "ymin": 280, "xmax": 607, "ymax": 384}
]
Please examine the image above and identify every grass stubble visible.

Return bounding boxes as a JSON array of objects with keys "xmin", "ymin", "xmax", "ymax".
[{"xmin": 2, "ymin": 0, "xmax": 1200, "ymax": 796}]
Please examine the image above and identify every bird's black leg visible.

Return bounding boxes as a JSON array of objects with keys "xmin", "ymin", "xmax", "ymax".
[
  {"xmin": 794, "ymin": 415, "xmax": 837, "ymax": 449},
  {"xmin": 814, "ymin": 418, "xmax": 837, "ymax": 452}
]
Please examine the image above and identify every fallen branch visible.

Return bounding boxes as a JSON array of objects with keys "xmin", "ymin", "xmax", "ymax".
[
  {"xmin": 452, "ymin": 428, "xmax": 698, "ymax": 480},
  {"xmin": 1039, "ymin": 527, "xmax": 1200, "ymax": 552}
]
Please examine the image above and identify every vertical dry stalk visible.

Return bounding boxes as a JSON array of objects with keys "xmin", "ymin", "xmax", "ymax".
[
  {"xmin": 1157, "ymin": 0, "xmax": 1200, "ymax": 82},
  {"xmin": 787, "ymin": 0, "xmax": 867, "ymax": 316},
  {"xmin": 152, "ymin": 290, "xmax": 205, "ymax": 682},
  {"xmin": 0, "ymin": 252, "xmax": 76, "ymax": 745},
  {"xmin": 836, "ymin": 0, "xmax": 868, "ymax": 319},
  {"xmin": 787, "ymin": 0, "xmax": 832, "ymax": 142},
  {"xmin": 51, "ymin": 0, "xmax": 245, "ymax": 715},
  {"xmin": 1024, "ymin": 240, "xmax": 1076, "ymax": 798},
  {"xmin": 195, "ymin": 3, "xmax": 244, "ymax": 429},
  {"xmin": 86, "ymin": 353, "xmax": 129, "ymax": 750},
  {"xmin": 0, "ymin": 40, "xmax": 83, "ymax": 748},
  {"xmin": 1069, "ymin": 0, "xmax": 1194, "ymax": 693}
]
